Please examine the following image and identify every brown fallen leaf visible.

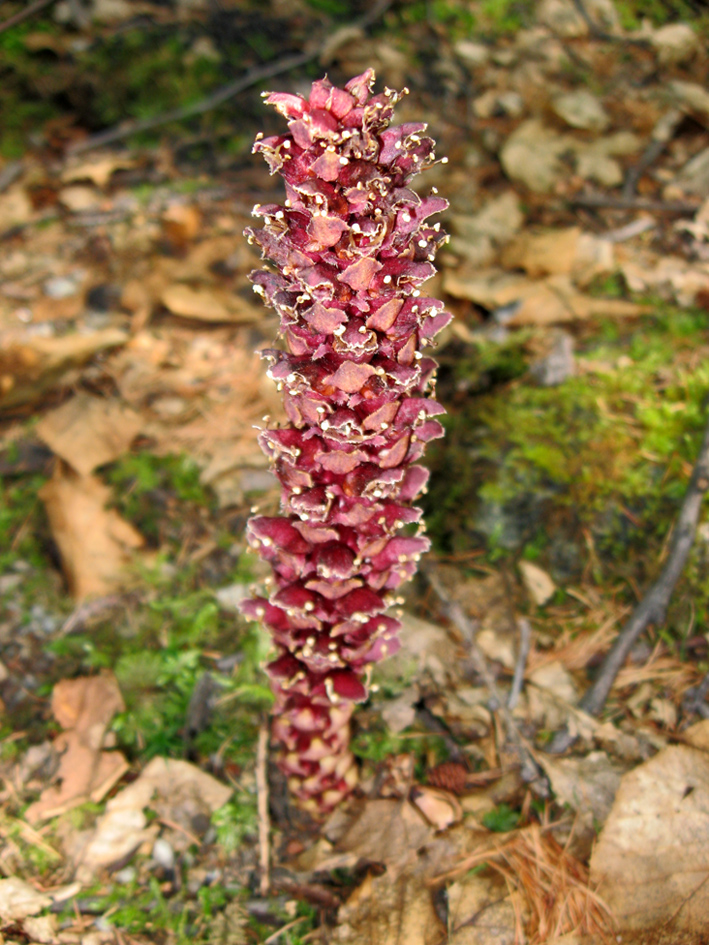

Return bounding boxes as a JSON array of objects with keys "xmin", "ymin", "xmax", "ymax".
[
  {"xmin": 61, "ymin": 154, "xmax": 134, "ymax": 188},
  {"xmin": 161, "ymin": 203, "xmax": 202, "ymax": 248},
  {"xmin": 411, "ymin": 785, "xmax": 463, "ymax": 831},
  {"xmin": 335, "ymin": 869, "xmax": 445, "ymax": 945},
  {"xmin": 25, "ymin": 672, "xmax": 128, "ymax": 824},
  {"xmin": 0, "ymin": 329, "xmax": 127, "ymax": 412},
  {"xmin": 443, "ymin": 270, "xmax": 648, "ymax": 326},
  {"xmin": 501, "ymin": 227, "xmax": 614, "ymax": 286},
  {"xmin": 36, "ymin": 393, "xmax": 142, "ymax": 476},
  {"xmin": 161, "ymin": 284, "xmax": 258, "ymax": 323},
  {"xmin": 0, "ymin": 878, "xmax": 52, "ymax": 922},
  {"xmin": 590, "ymin": 721, "xmax": 709, "ymax": 933},
  {"xmin": 75, "ymin": 757, "xmax": 232, "ymax": 879},
  {"xmin": 446, "ymin": 871, "xmax": 519, "ymax": 945},
  {"xmin": 518, "ymin": 560, "xmax": 556, "ymax": 606},
  {"xmin": 39, "ymin": 461, "xmax": 144, "ymax": 600}
]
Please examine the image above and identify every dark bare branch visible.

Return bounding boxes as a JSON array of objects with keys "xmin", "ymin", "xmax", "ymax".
[{"xmin": 67, "ymin": 0, "xmax": 395, "ymax": 156}]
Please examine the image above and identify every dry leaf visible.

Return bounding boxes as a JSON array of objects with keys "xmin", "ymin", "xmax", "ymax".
[
  {"xmin": 161, "ymin": 283, "xmax": 258, "ymax": 324},
  {"xmin": 76, "ymin": 757, "xmax": 232, "ymax": 879},
  {"xmin": 39, "ymin": 461, "xmax": 144, "ymax": 600},
  {"xmin": 61, "ymin": 155, "xmax": 134, "ymax": 188},
  {"xmin": 411, "ymin": 785, "xmax": 463, "ymax": 831},
  {"xmin": 443, "ymin": 270, "xmax": 648, "ymax": 325},
  {"xmin": 0, "ymin": 878, "xmax": 51, "ymax": 922},
  {"xmin": 162, "ymin": 203, "xmax": 202, "ymax": 246},
  {"xmin": 337, "ymin": 799, "xmax": 433, "ymax": 877},
  {"xmin": 446, "ymin": 871, "xmax": 518, "ymax": 945},
  {"xmin": 518, "ymin": 560, "xmax": 556, "ymax": 606},
  {"xmin": 501, "ymin": 228, "xmax": 614, "ymax": 286},
  {"xmin": 0, "ymin": 329, "xmax": 127, "ymax": 412},
  {"xmin": 0, "ymin": 187, "xmax": 33, "ymax": 227},
  {"xmin": 590, "ymin": 732, "xmax": 709, "ymax": 932},
  {"xmin": 540, "ymin": 751, "xmax": 622, "ymax": 853},
  {"xmin": 334, "ymin": 869, "xmax": 445, "ymax": 945},
  {"xmin": 36, "ymin": 393, "xmax": 141, "ymax": 476},
  {"xmin": 25, "ymin": 673, "xmax": 128, "ymax": 823}
]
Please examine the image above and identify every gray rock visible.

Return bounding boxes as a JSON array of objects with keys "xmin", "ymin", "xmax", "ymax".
[
  {"xmin": 152, "ymin": 837, "xmax": 175, "ymax": 870},
  {"xmin": 552, "ymin": 90, "xmax": 610, "ymax": 133},
  {"xmin": 43, "ymin": 276, "xmax": 78, "ymax": 299},
  {"xmin": 650, "ymin": 23, "xmax": 700, "ymax": 66},
  {"xmin": 500, "ymin": 120, "xmax": 566, "ymax": 193},
  {"xmin": 530, "ymin": 331, "xmax": 576, "ymax": 387}
]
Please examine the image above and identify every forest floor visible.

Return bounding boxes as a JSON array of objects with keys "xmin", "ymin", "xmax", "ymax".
[{"xmin": 2, "ymin": 0, "xmax": 709, "ymax": 943}]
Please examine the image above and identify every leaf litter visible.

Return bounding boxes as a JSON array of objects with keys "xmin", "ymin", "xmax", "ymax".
[{"xmin": 1, "ymin": 0, "xmax": 709, "ymax": 941}]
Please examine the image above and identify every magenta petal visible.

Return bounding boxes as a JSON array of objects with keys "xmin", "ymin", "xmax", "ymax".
[
  {"xmin": 329, "ymin": 361, "xmax": 376, "ymax": 393},
  {"xmin": 338, "ymin": 256, "xmax": 382, "ymax": 291},
  {"xmin": 329, "ymin": 670, "xmax": 368, "ymax": 702}
]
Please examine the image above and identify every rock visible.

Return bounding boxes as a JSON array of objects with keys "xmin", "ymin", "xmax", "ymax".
[
  {"xmin": 552, "ymin": 90, "xmax": 609, "ymax": 133},
  {"xmin": 43, "ymin": 275, "xmax": 79, "ymax": 299},
  {"xmin": 454, "ymin": 40, "xmax": 490, "ymax": 67},
  {"xmin": 214, "ymin": 583, "xmax": 250, "ymax": 613},
  {"xmin": 449, "ymin": 192, "xmax": 525, "ymax": 265},
  {"xmin": 670, "ymin": 80, "xmax": 709, "ymax": 120},
  {"xmin": 574, "ymin": 131, "xmax": 641, "ymax": 187},
  {"xmin": 59, "ymin": 185, "xmax": 101, "ymax": 213},
  {"xmin": 529, "ymin": 331, "xmax": 576, "ymax": 387},
  {"xmin": 152, "ymin": 837, "xmax": 175, "ymax": 870},
  {"xmin": 676, "ymin": 146, "xmax": 709, "ymax": 196},
  {"xmin": 537, "ymin": 0, "xmax": 619, "ymax": 37},
  {"xmin": 473, "ymin": 89, "xmax": 524, "ymax": 119},
  {"xmin": 650, "ymin": 23, "xmax": 699, "ymax": 66},
  {"xmin": 500, "ymin": 120, "xmax": 566, "ymax": 193}
]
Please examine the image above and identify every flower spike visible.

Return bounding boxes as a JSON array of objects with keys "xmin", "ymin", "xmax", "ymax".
[{"xmin": 242, "ymin": 71, "xmax": 451, "ymax": 815}]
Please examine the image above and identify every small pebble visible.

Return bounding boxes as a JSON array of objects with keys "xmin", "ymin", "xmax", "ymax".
[
  {"xmin": 114, "ymin": 867, "xmax": 136, "ymax": 884},
  {"xmin": 43, "ymin": 276, "xmax": 78, "ymax": 299},
  {"xmin": 152, "ymin": 837, "xmax": 175, "ymax": 870}
]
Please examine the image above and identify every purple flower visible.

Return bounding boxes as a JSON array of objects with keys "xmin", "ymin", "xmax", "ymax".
[{"xmin": 242, "ymin": 70, "xmax": 451, "ymax": 815}]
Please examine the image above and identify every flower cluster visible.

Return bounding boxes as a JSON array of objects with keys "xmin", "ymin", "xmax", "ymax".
[{"xmin": 241, "ymin": 70, "xmax": 451, "ymax": 815}]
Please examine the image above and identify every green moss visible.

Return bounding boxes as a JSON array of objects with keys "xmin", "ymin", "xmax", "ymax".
[{"xmin": 424, "ymin": 305, "xmax": 709, "ymax": 595}]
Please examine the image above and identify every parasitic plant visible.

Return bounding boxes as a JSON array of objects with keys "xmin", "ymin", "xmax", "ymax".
[{"xmin": 241, "ymin": 70, "xmax": 451, "ymax": 815}]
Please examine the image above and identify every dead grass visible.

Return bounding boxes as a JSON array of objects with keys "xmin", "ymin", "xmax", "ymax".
[{"xmin": 431, "ymin": 822, "xmax": 615, "ymax": 945}]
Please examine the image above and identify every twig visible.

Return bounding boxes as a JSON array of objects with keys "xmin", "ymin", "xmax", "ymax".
[
  {"xmin": 571, "ymin": 193, "xmax": 700, "ymax": 216},
  {"xmin": 58, "ymin": 593, "xmax": 130, "ymax": 636},
  {"xmin": 0, "ymin": 0, "xmax": 56, "ymax": 35},
  {"xmin": 581, "ymin": 411, "xmax": 709, "ymax": 717},
  {"xmin": 508, "ymin": 618, "xmax": 531, "ymax": 711},
  {"xmin": 424, "ymin": 566, "xmax": 546, "ymax": 791},
  {"xmin": 0, "ymin": 160, "xmax": 23, "ymax": 195},
  {"xmin": 263, "ymin": 917, "xmax": 307, "ymax": 945},
  {"xmin": 549, "ymin": 408, "xmax": 709, "ymax": 751},
  {"xmin": 601, "ymin": 217, "xmax": 656, "ymax": 243},
  {"xmin": 682, "ymin": 670, "xmax": 709, "ymax": 719},
  {"xmin": 67, "ymin": 0, "xmax": 395, "ymax": 156},
  {"xmin": 256, "ymin": 721, "xmax": 271, "ymax": 897},
  {"xmin": 623, "ymin": 108, "xmax": 683, "ymax": 199},
  {"xmin": 570, "ymin": 0, "xmax": 650, "ymax": 46}
]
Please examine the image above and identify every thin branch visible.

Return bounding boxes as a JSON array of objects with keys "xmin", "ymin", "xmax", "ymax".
[
  {"xmin": 570, "ymin": 0, "xmax": 650, "ymax": 46},
  {"xmin": 580, "ymin": 410, "xmax": 709, "ymax": 717},
  {"xmin": 67, "ymin": 0, "xmax": 395, "ymax": 156},
  {"xmin": 508, "ymin": 617, "xmax": 531, "ymax": 711},
  {"xmin": 256, "ymin": 721, "xmax": 271, "ymax": 897},
  {"xmin": 571, "ymin": 193, "xmax": 700, "ymax": 216},
  {"xmin": 683, "ymin": 671, "xmax": 709, "ymax": 718},
  {"xmin": 549, "ymin": 408, "xmax": 709, "ymax": 751},
  {"xmin": 622, "ymin": 109, "xmax": 683, "ymax": 199},
  {"xmin": 0, "ymin": 160, "xmax": 23, "ymax": 195},
  {"xmin": 424, "ymin": 566, "xmax": 546, "ymax": 790},
  {"xmin": 0, "ymin": 0, "xmax": 56, "ymax": 35}
]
